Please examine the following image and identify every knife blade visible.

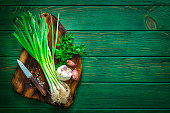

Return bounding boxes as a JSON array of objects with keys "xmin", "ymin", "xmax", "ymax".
[{"xmin": 17, "ymin": 59, "xmax": 47, "ymax": 96}]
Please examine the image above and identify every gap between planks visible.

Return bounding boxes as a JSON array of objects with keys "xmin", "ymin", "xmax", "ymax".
[
  {"xmin": 1, "ymin": 56, "xmax": 170, "ymax": 58},
  {"xmin": 0, "ymin": 108, "xmax": 170, "ymax": 110},
  {"xmin": 1, "ymin": 30, "xmax": 170, "ymax": 31},
  {"xmin": 0, "ymin": 5, "xmax": 170, "ymax": 6},
  {"xmin": 1, "ymin": 81, "xmax": 170, "ymax": 84}
]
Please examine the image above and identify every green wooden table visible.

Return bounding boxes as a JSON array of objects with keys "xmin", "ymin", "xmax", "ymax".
[{"xmin": 0, "ymin": 0, "xmax": 170, "ymax": 113}]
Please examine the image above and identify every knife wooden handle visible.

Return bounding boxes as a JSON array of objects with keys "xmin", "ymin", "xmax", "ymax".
[{"xmin": 30, "ymin": 76, "xmax": 47, "ymax": 96}]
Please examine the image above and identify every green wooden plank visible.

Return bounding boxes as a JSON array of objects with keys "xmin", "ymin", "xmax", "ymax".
[
  {"xmin": 0, "ymin": 0, "xmax": 170, "ymax": 5},
  {"xmin": 0, "ymin": 82, "xmax": 170, "ymax": 108},
  {"xmin": 0, "ymin": 31, "xmax": 21, "ymax": 57},
  {"xmin": 1, "ymin": 57, "xmax": 170, "ymax": 82},
  {"xmin": 0, "ymin": 6, "xmax": 169, "ymax": 30},
  {"xmin": 1, "ymin": 108, "xmax": 170, "ymax": 113},
  {"xmin": 1, "ymin": 31, "xmax": 170, "ymax": 57}
]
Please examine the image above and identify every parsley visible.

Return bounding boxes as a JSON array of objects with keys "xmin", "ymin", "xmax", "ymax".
[{"xmin": 55, "ymin": 33, "xmax": 86, "ymax": 68}]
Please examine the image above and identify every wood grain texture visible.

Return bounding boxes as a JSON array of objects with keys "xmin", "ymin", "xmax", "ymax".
[
  {"xmin": 0, "ymin": 0, "xmax": 170, "ymax": 5},
  {"xmin": 1, "ymin": 82, "xmax": 170, "ymax": 108},
  {"xmin": 0, "ymin": 0, "xmax": 170, "ymax": 112},
  {"xmin": 0, "ymin": 6, "xmax": 169, "ymax": 30},
  {"xmin": 12, "ymin": 13, "xmax": 82, "ymax": 108},
  {"xmin": 1, "ymin": 57, "xmax": 170, "ymax": 82},
  {"xmin": 1, "ymin": 108, "xmax": 170, "ymax": 113},
  {"xmin": 1, "ymin": 31, "xmax": 170, "ymax": 57}
]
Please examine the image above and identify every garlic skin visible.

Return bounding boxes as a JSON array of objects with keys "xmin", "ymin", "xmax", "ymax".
[
  {"xmin": 57, "ymin": 65, "xmax": 72, "ymax": 81},
  {"xmin": 72, "ymin": 70, "xmax": 78, "ymax": 80}
]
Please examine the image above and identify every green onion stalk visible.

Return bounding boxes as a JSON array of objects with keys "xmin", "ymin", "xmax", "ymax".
[{"xmin": 13, "ymin": 11, "xmax": 70, "ymax": 104}]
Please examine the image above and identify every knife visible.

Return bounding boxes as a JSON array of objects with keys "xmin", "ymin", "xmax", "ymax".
[{"xmin": 17, "ymin": 59, "xmax": 47, "ymax": 96}]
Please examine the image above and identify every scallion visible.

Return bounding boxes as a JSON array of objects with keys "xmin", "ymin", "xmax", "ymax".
[{"xmin": 13, "ymin": 11, "xmax": 70, "ymax": 104}]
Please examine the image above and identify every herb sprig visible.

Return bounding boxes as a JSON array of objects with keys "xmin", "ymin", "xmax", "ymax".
[{"xmin": 55, "ymin": 33, "xmax": 86, "ymax": 67}]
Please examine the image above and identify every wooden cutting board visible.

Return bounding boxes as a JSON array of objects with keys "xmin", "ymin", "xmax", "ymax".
[{"xmin": 12, "ymin": 13, "xmax": 82, "ymax": 108}]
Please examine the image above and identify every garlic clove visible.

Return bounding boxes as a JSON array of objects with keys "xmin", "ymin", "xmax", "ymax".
[
  {"xmin": 67, "ymin": 60, "xmax": 75, "ymax": 66},
  {"xmin": 72, "ymin": 70, "xmax": 78, "ymax": 80}
]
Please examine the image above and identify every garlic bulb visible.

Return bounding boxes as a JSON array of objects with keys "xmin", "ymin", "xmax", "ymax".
[{"xmin": 56, "ymin": 65, "xmax": 72, "ymax": 81}]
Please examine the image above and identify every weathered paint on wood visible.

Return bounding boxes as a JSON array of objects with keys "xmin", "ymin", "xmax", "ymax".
[
  {"xmin": 0, "ymin": 6, "xmax": 169, "ymax": 30},
  {"xmin": 0, "ymin": 0, "xmax": 170, "ymax": 112},
  {"xmin": 0, "ymin": 0, "xmax": 170, "ymax": 5},
  {"xmin": 1, "ymin": 57, "xmax": 170, "ymax": 82},
  {"xmin": 0, "ymin": 31, "xmax": 170, "ymax": 57},
  {"xmin": 1, "ymin": 108, "xmax": 170, "ymax": 113},
  {"xmin": 1, "ymin": 82, "xmax": 170, "ymax": 108}
]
